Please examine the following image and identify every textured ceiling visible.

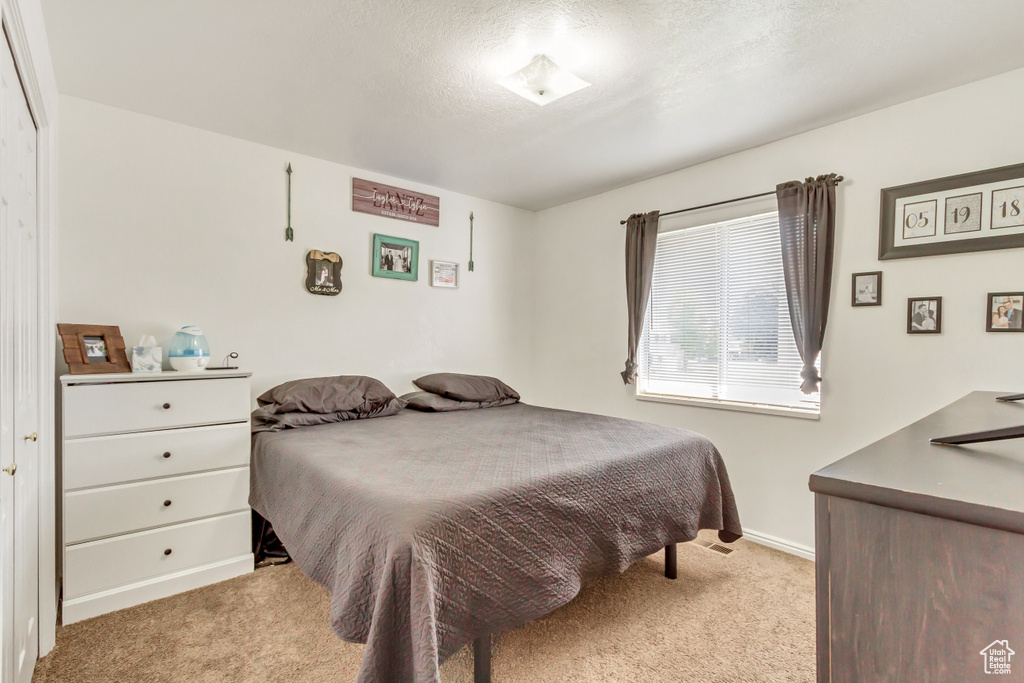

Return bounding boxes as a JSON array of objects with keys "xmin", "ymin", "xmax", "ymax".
[{"xmin": 41, "ymin": 0, "xmax": 1024, "ymax": 210}]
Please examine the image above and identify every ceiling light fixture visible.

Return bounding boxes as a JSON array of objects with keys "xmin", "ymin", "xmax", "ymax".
[{"xmin": 496, "ymin": 55, "xmax": 590, "ymax": 106}]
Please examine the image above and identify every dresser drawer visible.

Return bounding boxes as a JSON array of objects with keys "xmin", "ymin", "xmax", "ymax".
[
  {"xmin": 63, "ymin": 377, "xmax": 250, "ymax": 437},
  {"xmin": 64, "ymin": 511, "xmax": 251, "ymax": 599},
  {"xmin": 65, "ymin": 467, "xmax": 250, "ymax": 544},
  {"xmin": 63, "ymin": 422, "xmax": 250, "ymax": 490}
]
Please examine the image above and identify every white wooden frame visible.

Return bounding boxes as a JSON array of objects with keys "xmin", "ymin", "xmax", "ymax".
[
  {"xmin": 1, "ymin": 0, "xmax": 59, "ymax": 662},
  {"xmin": 429, "ymin": 260, "xmax": 459, "ymax": 288}
]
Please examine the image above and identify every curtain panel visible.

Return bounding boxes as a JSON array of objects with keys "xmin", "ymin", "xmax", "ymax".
[
  {"xmin": 776, "ymin": 174, "xmax": 840, "ymax": 394},
  {"xmin": 621, "ymin": 210, "xmax": 660, "ymax": 385}
]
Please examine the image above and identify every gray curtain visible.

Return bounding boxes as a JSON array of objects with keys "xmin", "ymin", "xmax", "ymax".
[
  {"xmin": 776, "ymin": 174, "xmax": 839, "ymax": 394},
  {"xmin": 621, "ymin": 210, "xmax": 660, "ymax": 385}
]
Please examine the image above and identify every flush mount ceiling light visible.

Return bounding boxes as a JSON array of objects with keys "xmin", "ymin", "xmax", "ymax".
[{"xmin": 496, "ymin": 55, "xmax": 590, "ymax": 106}]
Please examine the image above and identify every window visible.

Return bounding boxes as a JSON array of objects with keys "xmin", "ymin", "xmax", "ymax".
[{"xmin": 638, "ymin": 211, "xmax": 819, "ymax": 415}]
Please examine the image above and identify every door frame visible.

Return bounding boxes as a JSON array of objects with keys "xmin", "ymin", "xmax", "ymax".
[{"xmin": 0, "ymin": 0, "xmax": 57, "ymax": 659}]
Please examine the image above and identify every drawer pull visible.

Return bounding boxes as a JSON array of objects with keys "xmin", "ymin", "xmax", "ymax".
[
  {"xmin": 162, "ymin": 403, "xmax": 172, "ymax": 410},
  {"xmin": 162, "ymin": 451, "xmax": 171, "ymax": 459},
  {"xmin": 164, "ymin": 548, "xmax": 172, "ymax": 556},
  {"xmin": 163, "ymin": 499, "xmax": 172, "ymax": 507}
]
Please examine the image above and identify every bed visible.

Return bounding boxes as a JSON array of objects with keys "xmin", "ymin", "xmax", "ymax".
[{"xmin": 250, "ymin": 400, "xmax": 741, "ymax": 683}]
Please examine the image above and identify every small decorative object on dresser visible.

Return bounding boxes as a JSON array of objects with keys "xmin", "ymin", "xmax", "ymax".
[
  {"xmin": 851, "ymin": 272, "xmax": 882, "ymax": 307},
  {"xmin": 131, "ymin": 335, "xmax": 162, "ymax": 372},
  {"xmin": 305, "ymin": 249, "xmax": 343, "ymax": 295},
  {"xmin": 430, "ymin": 260, "xmax": 459, "ymax": 288},
  {"xmin": 907, "ymin": 297, "xmax": 942, "ymax": 334},
  {"xmin": 986, "ymin": 291, "xmax": 1024, "ymax": 332},
  {"xmin": 58, "ymin": 323, "xmax": 131, "ymax": 374},
  {"xmin": 168, "ymin": 325, "xmax": 211, "ymax": 371},
  {"xmin": 59, "ymin": 371, "xmax": 254, "ymax": 624},
  {"xmin": 372, "ymin": 233, "xmax": 419, "ymax": 281}
]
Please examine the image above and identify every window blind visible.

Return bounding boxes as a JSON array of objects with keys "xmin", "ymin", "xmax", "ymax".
[{"xmin": 639, "ymin": 211, "xmax": 819, "ymax": 413}]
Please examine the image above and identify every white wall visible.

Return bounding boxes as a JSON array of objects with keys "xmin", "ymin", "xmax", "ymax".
[
  {"xmin": 528, "ymin": 67, "xmax": 1024, "ymax": 552},
  {"xmin": 60, "ymin": 68, "xmax": 1024, "ymax": 554},
  {"xmin": 57, "ymin": 95, "xmax": 535, "ymax": 400}
]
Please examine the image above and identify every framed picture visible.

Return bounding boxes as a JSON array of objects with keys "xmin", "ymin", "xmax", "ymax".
[
  {"xmin": 430, "ymin": 260, "xmax": 459, "ymax": 288},
  {"xmin": 880, "ymin": 163, "xmax": 1024, "ymax": 259},
  {"xmin": 305, "ymin": 249, "xmax": 343, "ymax": 296},
  {"xmin": 851, "ymin": 271, "xmax": 882, "ymax": 307},
  {"xmin": 57, "ymin": 323, "xmax": 131, "ymax": 374},
  {"xmin": 985, "ymin": 292, "xmax": 1024, "ymax": 332},
  {"xmin": 907, "ymin": 297, "xmax": 942, "ymax": 334},
  {"xmin": 372, "ymin": 233, "xmax": 418, "ymax": 281},
  {"xmin": 944, "ymin": 192, "xmax": 982, "ymax": 234}
]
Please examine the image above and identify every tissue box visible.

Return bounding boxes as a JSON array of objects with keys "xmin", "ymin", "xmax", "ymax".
[{"xmin": 131, "ymin": 345, "xmax": 162, "ymax": 372}]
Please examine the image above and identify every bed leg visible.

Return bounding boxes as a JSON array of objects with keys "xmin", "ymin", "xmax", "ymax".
[
  {"xmin": 665, "ymin": 544, "xmax": 677, "ymax": 580},
  {"xmin": 474, "ymin": 632, "xmax": 492, "ymax": 683}
]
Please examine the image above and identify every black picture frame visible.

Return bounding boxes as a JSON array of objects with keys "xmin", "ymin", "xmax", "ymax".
[
  {"xmin": 851, "ymin": 271, "xmax": 882, "ymax": 307},
  {"xmin": 985, "ymin": 291, "xmax": 1024, "ymax": 332},
  {"xmin": 907, "ymin": 297, "xmax": 942, "ymax": 334},
  {"xmin": 879, "ymin": 162, "xmax": 1024, "ymax": 260}
]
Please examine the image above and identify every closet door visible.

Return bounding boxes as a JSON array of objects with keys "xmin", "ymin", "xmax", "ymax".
[{"xmin": 0, "ymin": 31, "xmax": 38, "ymax": 683}]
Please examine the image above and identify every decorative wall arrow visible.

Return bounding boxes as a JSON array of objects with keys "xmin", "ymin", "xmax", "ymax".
[
  {"xmin": 285, "ymin": 163, "xmax": 294, "ymax": 242},
  {"xmin": 468, "ymin": 212, "xmax": 475, "ymax": 271}
]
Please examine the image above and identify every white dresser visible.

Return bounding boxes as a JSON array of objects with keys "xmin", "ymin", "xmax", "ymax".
[{"xmin": 59, "ymin": 371, "xmax": 254, "ymax": 624}]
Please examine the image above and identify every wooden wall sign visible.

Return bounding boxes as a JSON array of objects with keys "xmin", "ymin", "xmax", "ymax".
[
  {"xmin": 305, "ymin": 250, "xmax": 343, "ymax": 296},
  {"xmin": 57, "ymin": 323, "xmax": 131, "ymax": 374},
  {"xmin": 352, "ymin": 178, "xmax": 440, "ymax": 226}
]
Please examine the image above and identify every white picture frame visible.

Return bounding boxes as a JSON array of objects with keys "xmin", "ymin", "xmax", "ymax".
[{"xmin": 430, "ymin": 260, "xmax": 459, "ymax": 288}]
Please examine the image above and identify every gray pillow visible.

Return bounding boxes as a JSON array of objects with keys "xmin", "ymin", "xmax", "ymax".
[
  {"xmin": 253, "ymin": 375, "xmax": 405, "ymax": 432},
  {"xmin": 257, "ymin": 375, "xmax": 396, "ymax": 414},
  {"xmin": 401, "ymin": 391, "xmax": 517, "ymax": 412},
  {"xmin": 412, "ymin": 373, "xmax": 520, "ymax": 403}
]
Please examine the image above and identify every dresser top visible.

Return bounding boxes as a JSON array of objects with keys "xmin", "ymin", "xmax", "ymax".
[
  {"xmin": 61, "ymin": 370, "xmax": 252, "ymax": 386},
  {"xmin": 810, "ymin": 391, "xmax": 1024, "ymax": 533}
]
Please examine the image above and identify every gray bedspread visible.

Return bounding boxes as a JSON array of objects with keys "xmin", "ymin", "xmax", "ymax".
[{"xmin": 249, "ymin": 403, "xmax": 741, "ymax": 682}]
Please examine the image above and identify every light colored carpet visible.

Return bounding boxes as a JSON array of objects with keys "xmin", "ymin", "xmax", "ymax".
[{"xmin": 33, "ymin": 531, "xmax": 815, "ymax": 682}]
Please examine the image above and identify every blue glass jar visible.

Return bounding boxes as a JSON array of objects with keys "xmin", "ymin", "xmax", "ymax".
[{"xmin": 168, "ymin": 326, "xmax": 211, "ymax": 371}]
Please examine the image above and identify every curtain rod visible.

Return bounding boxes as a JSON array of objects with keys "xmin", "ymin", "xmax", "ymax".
[{"xmin": 619, "ymin": 176, "xmax": 844, "ymax": 225}]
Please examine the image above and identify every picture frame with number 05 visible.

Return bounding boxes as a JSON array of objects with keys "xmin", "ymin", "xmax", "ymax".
[{"xmin": 880, "ymin": 163, "xmax": 1024, "ymax": 260}]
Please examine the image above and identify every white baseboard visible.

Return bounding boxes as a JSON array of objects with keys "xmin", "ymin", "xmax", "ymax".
[{"xmin": 742, "ymin": 528, "xmax": 815, "ymax": 561}]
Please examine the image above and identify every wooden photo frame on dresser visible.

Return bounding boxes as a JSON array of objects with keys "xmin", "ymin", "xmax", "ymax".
[{"xmin": 57, "ymin": 323, "xmax": 131, "ymax": 374}]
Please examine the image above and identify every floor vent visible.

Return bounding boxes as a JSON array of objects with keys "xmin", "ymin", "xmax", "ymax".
[{"xmin": 692, "ymin": 538, "xmax": 736, "ymax": 556}]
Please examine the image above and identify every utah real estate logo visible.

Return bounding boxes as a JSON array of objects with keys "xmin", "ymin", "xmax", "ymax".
[{"xmin": 980, "ymin": 640, "xmax": 1015, "ymax": 675}]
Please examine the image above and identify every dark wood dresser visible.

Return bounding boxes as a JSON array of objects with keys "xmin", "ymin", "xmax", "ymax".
[{"xmin": 809, "ymin": 391, "xmax": 1024, "ymax": 683}]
